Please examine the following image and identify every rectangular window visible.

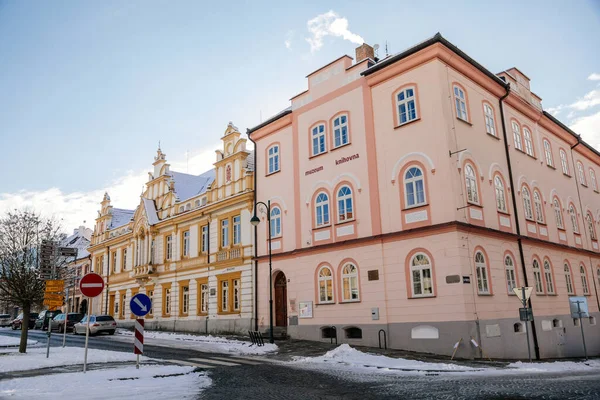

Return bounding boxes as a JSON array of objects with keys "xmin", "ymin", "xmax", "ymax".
[
  {"xmin": 506, "ymin": 269, "xmax": 516, "ymax": 292},
  {"xmin": 112, "ymin": 252, "xmax": 117, "ymax": 273},
  {"xmin": 121, "ymin": 294, "xmax": 126, "ymax": 318},
  {"xmin": 311, "ymin": 125, "xmax": 326, "ymax": 156},
  {"xmin": 200, "ymin": 284, "xmax": 209, "ymax": 314},
  {"xmin": 221, "ymin": 219, "xmax": 229, "ymax": 247},
  {"xmin": 221, "ymin": 281, "xmax": 229, "ymax": 312},
  {"xmin": 534, "ymin": 271, "xmax": 543, "ymax": 293},
  {"xmin": 268, "ymin": 145, "xmax": 280, "ymax": 174},
  {"xmin": 201, "ymin": 225, "xmax": 209, "ymax": 253},
  {"xmin": 333, "ymin": 115, "xmax": 349, "ymax": 147},
  {"xmin": 483, "ymin": 104, "xmax": 495, "ymax": 136},
  {"xmin": 183, "ymin": 230, "xmax": 190, "ymax": 257},
  {"xmin": 397, "ymin": 88, "xmax": 418, "ymax": 125},
  {"xmin": 233, "ymin": 279, "xmax": 240, "ymax": 311},
  {"xmin": 166, "ymin": 235, "xmax": 172, "ymax": 260},
  {"xmin": 164, "ymin": 288, "xmax": 171, "ymax": 315},
  {"xmin": 182, "ymin": 286, "xmax": 189, "ymax": 314},
  {"xmin": 114, "ymin": 295, "xmax": 119, "ymax": 316},
  {"xmin": 233, "ymin": 215, "xmax": 241, "ymax": 245},
  {"xmin": 453, "ymin": 85, "xmax": 468, "ymax": 121},
  {"xmin": 150, "ymin": 240, "xmax": 155, "ymax": 264},
  {"xmin": 147, "ymin": 290, "xmax": 154, "ymax": 315},
  {"xmin": 122, "ymin": 248, "xmax": 128, "ymax": 270}
]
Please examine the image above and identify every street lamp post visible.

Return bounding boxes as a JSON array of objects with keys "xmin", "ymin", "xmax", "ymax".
[{"xmin": 250, "ymin": 200, "xmax": 274, "ymax": 344}]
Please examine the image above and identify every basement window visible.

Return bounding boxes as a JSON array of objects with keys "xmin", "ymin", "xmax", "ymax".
[
  {"xmin": 321, "ymin": 327, "xmax": 336, "ymax": 339},
  {"xmin": 573, "ymin": 318, "xmax": 580, "ymax": 327},
  {"xmin": 344, "ymin": 327, "xmax": 363, "ymax": 339},
  {"xmin": 590, "ymin": 317, "xmax": 597, "ymax": 326},
  {"xmin": 513, "ymin": 322, "xmax": 524, "ymax": 333},
  {"xmin": 552, "ymin": 319, "xmax": 562, "ymax": 328}
]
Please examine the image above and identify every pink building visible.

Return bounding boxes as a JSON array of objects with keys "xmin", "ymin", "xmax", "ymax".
[{"xmin": 248, "ymin": 34, "xmax": 600, "ymax": 359}]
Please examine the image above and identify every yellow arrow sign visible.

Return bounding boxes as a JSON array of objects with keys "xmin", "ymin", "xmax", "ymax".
[
  {"xmin": 43, "ymin": 293, "xmax": 64, "ymax": 302},
  {"xmin": 43, "ymin": 299, "xmax": 63, "ymax": 307},
  {"xmin": 45, "ymin": 280, "xmax": 64, "ymax": 292}
]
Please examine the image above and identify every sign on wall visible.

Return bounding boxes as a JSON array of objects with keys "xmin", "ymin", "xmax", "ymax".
[{"xmin": 298, "ymin": 301, "xmax": 313, "ymax": 318}]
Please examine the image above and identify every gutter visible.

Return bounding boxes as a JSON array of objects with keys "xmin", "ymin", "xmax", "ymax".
[{"xmin": 246, "ymin": 129, "xmax": 259, "ymax": 332}]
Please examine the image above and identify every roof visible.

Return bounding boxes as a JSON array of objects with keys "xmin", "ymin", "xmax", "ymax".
[
  {"xmin": 142, "ymin": 198, "xmax": 159, "ymax": 225},
  {"xmin": 170, "ymin": 169, "xmax": 215, "ymax": 202},
  {"xmin": 542, "ymin": 111, "xmax": 600, "ymax": 159},
  {"xmin": 109, "ymin": 208, "xmax": 134, "ymax": 229},
  {"xmin": 247, "ymin": 107, "xmax": 292, "ymax": 135},
  {"xmin": 61, "ymin": 232, "xmax": 91, "ymax": 260}
]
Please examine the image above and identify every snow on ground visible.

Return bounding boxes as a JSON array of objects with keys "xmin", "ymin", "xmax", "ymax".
[
  {"xmin": 507, "ymin": 359, "xmax": 600, "ymax": 373},
  {"xmin": 0, "ymin": 365, "xmax": 211, "ymax": 399},
  {"xmin": 0, "ymin": 346, "xmax": 143, "ymax": 373},
  {"xmin": 0, "ymin": 336, "xmax": 37, "ymax": 347},
  {"xmin": 114, "ymin": 329, "xmax": 277, "ymax": 355}
]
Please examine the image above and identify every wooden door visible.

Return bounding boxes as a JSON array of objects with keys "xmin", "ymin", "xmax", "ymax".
[{"xmin": 275, "ymin": 272, "xmax": 287, "ymax": 327}]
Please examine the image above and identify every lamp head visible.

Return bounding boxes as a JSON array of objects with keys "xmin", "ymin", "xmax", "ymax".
[{"xmin": 250, "ymin": 215, "xmax": 261, "ymax": 227}]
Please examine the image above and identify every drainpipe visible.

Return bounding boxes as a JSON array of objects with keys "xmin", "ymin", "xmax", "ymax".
[
  {"xmin": 104, "ymin": 245, "xmax": 110, "ymax": 315},
  {"xmin": 499, "ymin": 87, "xmax": 541, "ymax": 359},
  {"xmin": 247, "ymin": 129, "xmax": 259, "ymax": 332}
]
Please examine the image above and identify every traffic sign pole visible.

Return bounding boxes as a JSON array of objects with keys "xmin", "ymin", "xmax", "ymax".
[
  {"xmin": 79, "ymin": 273, "xmax": 105, "ymax": 373},
  {"xmin": 522, "ymin": 287, "xmax": 532, "ymax": 362},
  {"xmin": 576, "ymin": 300, "xmax": 588, "ymax": 360},
  {"xmin": 83, "ymin": 297, "xmax": 91, "ymax": 373},
  {"xmin": 62, "ymin": 287, "xmax": 69, "ymax": 348}
]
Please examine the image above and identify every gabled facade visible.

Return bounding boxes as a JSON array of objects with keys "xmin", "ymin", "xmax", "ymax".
[
  {"xmin": 61, "ymin": 225, "xmax": 93, "ymax": 315},
  {"xmin": 88, "ymin": 122, "xmax": 255, "ymax": 333}
]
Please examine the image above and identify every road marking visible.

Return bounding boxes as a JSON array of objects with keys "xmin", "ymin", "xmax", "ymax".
[
  {"xmin": 188, "ymin": 357, "xmax": 240, "ymax": 366},
  {"xmin": 209, "ymin": 356, "xmax": 262, "ymax": 365},
  {"xmin": 166, "ymin": 359, "xmax": 215, "ymax": 368},
  {"xmin": 81, "ymin": 283, "xmax": 103, "ymax": 288}
]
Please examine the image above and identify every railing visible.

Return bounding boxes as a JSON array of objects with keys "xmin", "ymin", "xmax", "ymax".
[
  {"xmin": 216, "ymin": 248, "xmax": 242, "ymax": 262},
  {"xmin": 133, "ymin": 264, "xmax": 154, "ymax": 277},
  {"xmin": 248, "ymin": 331, "xmax": 265, "ymax": 347},
  {"xmin": 378, "ymin": 329, "xmax": 387, "ymax": 350},
  {"xmin": 329, "ymin": 326, "xmax": 337, "ymax": 345}
]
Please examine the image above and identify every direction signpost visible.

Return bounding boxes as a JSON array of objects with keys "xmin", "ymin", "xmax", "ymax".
[
  {"xmin": 513, "ymin": 286, "xmax": 534, "ymax": 362},
  {"xmin": 130, "ymin": 293, "xmax": 152, "ymax": 369},
  {"xmin": 569, "ymin": 296, "xmax": 589, "ymax": 360},
  {"xmin": 79, "ymin": 273, "xmax": 105, "ymax": 373}
]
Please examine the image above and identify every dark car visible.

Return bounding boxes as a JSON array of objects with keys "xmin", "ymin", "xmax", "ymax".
[
  {"xmin": 34, "ymin": 310, "xmax": 62, "ymax": 330},
  {"xmin": 11, "ymin": 312, "xmax": 39, "ymax": 330},
  {"xmin": 50, "ymin": 313, "xmax": 83, "ymax": 333}
]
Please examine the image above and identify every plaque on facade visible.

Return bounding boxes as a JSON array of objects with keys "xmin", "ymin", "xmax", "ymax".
[
  {"xmin": 298, "ymin": 301, "xmax": 313, "ymax": 318},
  {"xmin": 367, "ymin": 270, "xmax": 379, "ymax": 281}
]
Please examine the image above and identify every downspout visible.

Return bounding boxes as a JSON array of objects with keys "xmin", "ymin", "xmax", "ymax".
[
  {"xmin": 247, "ymin": 129, "xmax": 259, "ymax": 332},
  {"xmin": 499, "ymin": 87, "xmax": 541, "ymax": 359},
  {"xmin": 104, "ymin": 245, "xmax": 110, "ymax": 315}
]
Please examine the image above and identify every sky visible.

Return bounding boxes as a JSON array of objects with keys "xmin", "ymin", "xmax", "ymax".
[{"xmin": 0, "ymin": 0, "xmax": 599, "ymax": 232}]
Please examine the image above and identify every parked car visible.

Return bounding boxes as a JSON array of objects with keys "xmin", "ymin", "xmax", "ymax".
[
  {"xmin": 34, "ymin": 310, "xmax": 62, "ymax": 330},
  {"xmin": 50, "ymin": 313, "xmax": 83, "ymax": 333},
  {"xmin": 11, "ymin": 312, "xmax": 39, "ymax": 330},
  {"xmin": 73, "ymin": 315, "xmax": 116, "ymax": 335},
  {"xmin": 0, "ymin": 314, "xmax": 12, "ymax": 327}
]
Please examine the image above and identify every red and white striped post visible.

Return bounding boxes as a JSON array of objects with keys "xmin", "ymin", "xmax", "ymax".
[{"xmin": 134, "ymin": 318, "xmax": 144, "ymax": 369}]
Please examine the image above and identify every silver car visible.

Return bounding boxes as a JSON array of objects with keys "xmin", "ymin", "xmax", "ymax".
[
  {"xmin": 0, "ymin": 314, "xmax": 11, "ymax": 327},
  {"xmin": 73, "ymin": 315, "xmax": 117, "ymax": 335}
]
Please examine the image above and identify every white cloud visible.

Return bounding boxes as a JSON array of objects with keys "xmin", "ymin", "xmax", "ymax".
[
  {"xmin": 570, "ymin": 111, "xmax": 600, "ymax": 151},
  {"xmin": 569, "ymin": 88, "xmax": 600, "ymax": 111},
  {"xmin": 305, "ymin": 10, "xmax": 364, "ymax": 53},
  {"xmin": 284, "ymin": 30, "xmax": 293, "ymax": 50},
  {"xmin": 0, "ymin": 144, "xmax": 220, "ymax": 234},
  {"xmin": 588, "ymin": 73, "xmax": 600, "ymax": 81}
]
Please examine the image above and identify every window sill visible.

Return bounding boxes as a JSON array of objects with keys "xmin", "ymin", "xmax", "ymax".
[
  {"xmin": 477, "ymin": 293, "xmax": 493, "ymax": 296},
  {"xmin": 162, "ymin": 314, "xmax": 171, "ymax": 318},
  {"xmin": 525, "ymin": 217, "xmax": 535, "ymax": 223},
  {"xmin": 581, "ymin": 183, "xmax": 588, "ymax": 188},
  {"xmin": 309, "ymin": 151, "xmax": 328, "ymax": 160},
  {"xmin": 497, "ymin": 209, "xmax": 510, "ymax": 216},
  {"xmin": 456, "ymin": 117, "xmax": 472, "ymax": 126},
  {"xmin": 330, "ymin": 142, "xmax": 352, "ymax": 152},
  {"xmin": 547, "ymin": 293, "xmax": 557, "ymax": 296},
  {"xmin": 145, "ymin": 315, "xmax": 154, "ymax": 319},
  {"xmin": 265, "ymin": 169, "xmax": 281, "ymax": 177},
  {"xmin": 594, "ymin": 189, "xmax": 599, "ymax": 194},
  {"xmin": 546, "ymin": 164, "xmax": 556, "ymax": 170},
  {"xmin": 402, "ymin": 203, "xmax": 429, "ymax": 212},
  {"xmin": 270, "ymin": 234, "xmax": 283, "ymax": 240},
  {"xmin": 409, "ymin": 294, "xmax": 436, "ymax": 299},
  {"xmin": 198, "ymin": 313, "xmax": 208, "ymax": 317},
  {"xmin": 313, "ymin": 224, "xmax": 332, "ymax": 231},
  {"xmin": 536, "ymin": 221, "xmax": 547, "ymax": 227},
  {"xmin": 217, "ymin": 311, "xmax": 241, "ymax": 315},
  {"xmin": 508, "ymin": 293, "xmax": 517, "ymax": 296},
  {"xmin": 317, "ymin": 301, "xmax": 336, "ymax": 306},
  {"xmin": 394, "ymin": 118, "xmax": 421, "ymax": 130},
  {"xmin": 179, "ymin": 313, "xmax": 189, "ymax": 318},
  {"xmin": 340, "ymin": 299, "xmax": 360, "ymax": 304},
  {"xmin": 486, "ymin": 132, "xmax": 500, "ymax": 140},
  {"xmin": 335, "ymin": 218, "xmax": 356, "ymax": 226},
  {"xmin": 467, "ymin": 202, "xmax": 482, "ymax": 208}
]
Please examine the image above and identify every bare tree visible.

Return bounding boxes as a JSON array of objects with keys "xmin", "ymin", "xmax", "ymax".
[{"xmin": 0, "ymin": 209, "xmax": 64, "ymax": 353}]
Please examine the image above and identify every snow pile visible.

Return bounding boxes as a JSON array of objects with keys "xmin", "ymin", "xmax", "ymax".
[
  {"xmin": 114, "ymin": 329, "xmax": 277, "ymax": 355},
  {"xmin": 507, "ymin": 359, "xmax": 600, "ymax": 373},
  {"xmin": 0, "ymin": 365, "xmax": 211, "ymax": 399},
  {"xmin": 294, "ymin": 344, "xmax": 477, "ymax": 372},
  {"xmin": 0, "ymin": 336, "xmax": 37, "ymax": 347},
  {"xmin": 0, "ymin": 346, "xmax": 143, "ymax": 373}
]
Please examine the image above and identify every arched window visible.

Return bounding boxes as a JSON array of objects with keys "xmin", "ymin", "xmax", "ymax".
[
  {"xmin": 512, "ymin": 121, "xmax": 523, "ymax": 151},
  {"xmin": 564, "ymin": 263, "xmax": 574, "ymax": 295},
  {"xmin": 410, "ymin": 253, "xmax": 433, "ymax": 297},
  {"xmin": 341, "ymin": 263, "xmax": 359, "ymax": 301},
  {"xmin": 590, "ymin": 169, "xmax": 598, "ymax": 191},
  {"xmin": 533, "ymin": 190, "xmax": 544, "ymax": 224},
  {"xmin": 586, "ymin": 212, "xmax": 596, "ymax": 240},
  {"xmin": 544, "ymin": 260, "xmax": 555, "ymax": 294},
  {"xmin": 475, "ymin": 251, "xmax": 490, "ymax": 294},
  {"xmin": 396, "ymin": 87, "xmax": 418, "ymax": 125},
  {"xmin": 464, "ymin": 164, "xmax": 479, "ymax": 204},
  {"xmin": 337, "ymin": 186, "xmax": 354, "ymax": 222},
  {"xmin": 597, "ymin": 267, "xmax": 600, "ymax": 287},
  {"xmin": 580, "ymin": 265, "xmax": 589, "ymax": 295},
  {"xmin": 332, "ymin": 114, "xmax": 349, "ymax": 148},
  {"xmin": 560, "ymin": 150, "xmax": 569, "ymax": 175},
  {"xmin": 311, "ymin": 124, "xmax": 327, "ymax": 156},
  {"xmin": 267, "ymin": 145, "xmax": 280, "ymax": 174},
  {"xmin": 577, "ymin": 162, "xmax": 586, "ymax": 186},
  {"xmin": 179, "ymin": 206, "xmax": 184, "ymax": 213},
  {"xmin": 185, "ymin": 203, "xmax": 191, "ymax": 211},
  {"xmin": 404, "ymin": 166, "xmax": 426, "ymax": 207},
  {"xmin": 505, "ymin": 255, "xmax": 517, "ymax": 293},
  {"xmin": 522, "ymin": 187, "xmax": 533, "ymax": 220},
  {"xmin": 270, "ymin": 207, "xmax": 282, "ymax": 238},
  {"xmin": 194, "ymin": 199, "xmax": 201, "ymax": 208},
  {"xmin": 453, "ymin": 85, "xmax": 468, "ymax": 121},
  {"xmin": 543, "ymin": 139, "xmax": 554, "ymax": 167},
  {"xmin": 554, "ymin": 198, "xmax": 564, "ymax": 229},
  {"xmin": 570, "ymin": 204, "xmax": 579, "ymax": 233},
  {"xmin": 494, "ymin": 175, "xmax": 507, "ymax": 212},
  {"xmin": 533, "ymin": 259, "xmax": 544, "ymax": 294},
  {"xmin": 318, "ymin": 266, "xmax": 334, "ymax": 303},
  {"xmin": 483, "ymin": 103, "xmax": 496, "ymax": 136},
  {"xmin": 523, "ymin": 128, "xmax": 534, "ymax": 156},
  {"xmin": 315, "ymin": 192, "xmax": 330, "ymax": 227}
]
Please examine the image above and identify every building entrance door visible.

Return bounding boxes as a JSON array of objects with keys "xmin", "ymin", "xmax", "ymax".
[{"xmin": 274, "ymin": 271, "xmax": 287, "ymax": 327}]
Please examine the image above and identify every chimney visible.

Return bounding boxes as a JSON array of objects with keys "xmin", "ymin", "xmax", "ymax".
[{"xmin": 355, "ymin": 43, "xmax": 374, "ymax": 63}]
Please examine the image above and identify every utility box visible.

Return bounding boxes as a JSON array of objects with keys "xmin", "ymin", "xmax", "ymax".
[{"xmin": 371, "ymin": 307, "xmax": 379, "ymax": 320}]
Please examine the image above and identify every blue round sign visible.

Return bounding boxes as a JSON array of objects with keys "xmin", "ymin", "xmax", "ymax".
[{"xmin": 130, "ymin": 293, "xmax": 152, "ymax": 317}]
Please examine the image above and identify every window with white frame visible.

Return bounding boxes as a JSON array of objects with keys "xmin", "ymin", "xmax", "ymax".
[
  {"xmin": 270, "ymin": 207, "xmax": 282, "ymax": 238},
  {"xmin": 315, "ymin": 192, "xmax": 330, "ymax": 227},
  {"xmin": 221, "ymin": 219, "xmax": 229, "ymax": 247},
  {"xmin": 122, "ymin": 249, "xmax": 128, "ymax": 270},
  {"xmin": 483, "ymin": 103, "xmax": 496, "ymax": 136},
  {"xmin": 201, "ymin": 225, "xmax": 208, "ymax": 253},
  {"xmin": 464, "ymin": 164, "xmax": 479, "ymax": 204},
  {"xmin": 165, "ymin": 288, "xmax": 171, "ymax": 314},
  {"xmin": 560, "ymin": 150, "xmax": 569, "ymax": 175},
  {"xmin": 586, "ymin": 212, "xmax": 596, "ymax": 240},
  {"xmin": 564, "ymin": 264, "xmax": 574, "ymax": 295},
  {"xmin": 577, "ymin": 162, "xmax": 586, "ymax": 185},
  {"xmin": 522, "ymin": 187, "xmax": 533, "ymax": 220},
  {"xmin": 570, "ymin": 204, "xmax": 579, "ymax": 233},
  {"xmin": 311, "ymin": 124, "xmax": 326, "ymax": 156},
  {"xmin": 396, "ymin": 87, "xmax": 418, "ymax": 125},
  {"xmin": 233, "ymin": 279, "xmax": 240, "ymax": 311},
  {"xmin": 590, "ymin": 169, "xmax": 598, "ymax": 191},
  {"xmin": 533, "ymin": 259, "xmax": 544, "ymax": 293},
  {"xmin": 221, "ymin": 281, "xmax": 229, "ymax": 311},
  {"xmin": 410, "ymin": 253, "xmax": 433, "ymax": 297},
  {"xmin": 580, "ymin": 265, "xmax": 589, "ymax": 294},
  {"xmin": 233, "ymin": 215, "xmax": 241, "ymax": 245},
  {"xmin": 544, "ymin": 260, "xmax": 555, "ymax": 294},
  {"xmin": 341, "ymin": 263, "xmax": 359, "ymax": 301},
  {"xmin": 505, "ymin": 255, "xmax": 517, "ymax": 293},
  {"xmin": 337, "ymin": 186, "xmax": 354, "ymax": 222},
  {"xmin": 200, "ymin": 283, "xmax": 209, "ymax": 314},
  {"xmin": 543, "ymin": 140, "xmax": 554, "ymax": 167},
  {"xmin": 597, "ymin": 267, "xmax": 600, "ymax": 287},
  {"xmin": 523, "ymin": 128, "xmax": 534, "ymax": 156},
  {"xmin": 333, "ymin": 114, "xmax": 349, "ymax": 147},
  {"xmin": 475, "ymin": 251, "xmax": 490, "ymax": 294},
  {"xmin": 453, "ymin": 85, "xmax": 468, "ymax": 121},
  {"xmin": 405, "ymin": 167, "xmax": 426, "ymax": 207},
  {"xmin": 268, "ymin": 145, "xmax": 280, "ymax": 174},
  {"xmin": 512, "ymin": 121, "xmax": 523, "ymax": 151},
  {"xmin": 318, "ymin": 266, "xmax": 334, "ymax": 303},
  {"xmin": 150, "ymin": 240, "xmax": 155, "ymax": 264},
  {"xmin": 166, "ymin": 235, "xmax": 173, "ymax": 260},
  {"xmin": 182, "ymin": 286, "xmax": 189, "ymax": 314},
  {"xmin": 148, "ymin": 290, "xmax": 153, "ymax": 315},
  {"xmin": 183, "ymin": 230, "xmax": 190, "ymax": 257},
  {"xmin": 554, "ymin": 198, "xmax": 564, "ymax": 229},
  {"xmin": 494, "ymin": 176, "xmax": 507, "ymax": 212},
  {"xmin": 533, "ymin": 190, "xmax": 544, "ymax": 224}
]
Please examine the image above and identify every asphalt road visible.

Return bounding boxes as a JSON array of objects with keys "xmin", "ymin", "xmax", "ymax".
[{"xmin": 1, "ymin": 328, "xmax": 600, "ymax": 399}]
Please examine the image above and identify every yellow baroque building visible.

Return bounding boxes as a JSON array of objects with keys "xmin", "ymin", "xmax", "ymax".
[{"xmin": 88, "ymin": 123, "xmax": 255, "ymax": 333}]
